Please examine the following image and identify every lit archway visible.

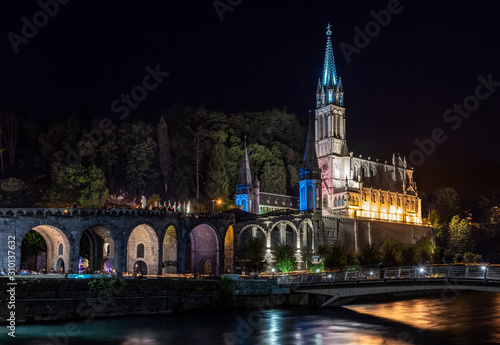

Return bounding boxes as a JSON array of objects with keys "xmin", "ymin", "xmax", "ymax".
[
  {"xmin": 79, "ymin": 225, "xmax": 114, "ymax": 273},
  {"xmin": 224, "ymin": 226, "xmax": 234, "ymax": 273},
  {"xmin": 162, "ymin": 225, "xmax": 177, "ymax": 274},
  {"xmin": 237, "ymin": 225, "xmax": 267, "ymax": 272},
  {"xmin": 127, "ymin": 224, "xmax": 159, "ymax": 275},
  {"xmin": 134, "ymin": 260, "xmax": 147, "ymax": 275},
  {"xmin": 185, "ymin": 224, "xmax": 220, "ymax": 275},
  {"xmin": 270, "ymin": 221, "xmax": 297, "ymax": 251},
  {"xmin": 20, "ymin": 225, "xmax": 70, "ymax": 273}
]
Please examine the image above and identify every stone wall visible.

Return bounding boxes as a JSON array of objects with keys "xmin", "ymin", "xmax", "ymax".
[{"xmin": 0, "ymin": 278, "xmax": 286, "ymax": 323}]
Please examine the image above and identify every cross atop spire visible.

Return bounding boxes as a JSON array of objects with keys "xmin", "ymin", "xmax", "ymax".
[{"xmin": 322, "ymin": 23, "xmax": 337, "ymax": 87}]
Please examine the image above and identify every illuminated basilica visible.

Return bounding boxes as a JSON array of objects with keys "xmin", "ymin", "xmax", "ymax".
[
  {"xmin": 237, "ymin": 23, "xmax": 422, "ymax": 226},
  {"xmin": 314, "ymin": 24, "xmax": 421, "ymax": 224}
]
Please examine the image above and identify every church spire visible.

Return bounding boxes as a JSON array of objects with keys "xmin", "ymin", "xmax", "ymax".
[
  {"xmin": 238, "ymin": 135, "xmax": 252, "ymax": 186},
  {"xmin": 302, "ymin": 111, "xmax": 320, "ymax": 176},
  {"xmin": 317, "ymin": 23, "xmax": 343, "ymax": 108},
  {"xmin": 322, "ymin": 23, "xmax": 337, "ymax": 88}
]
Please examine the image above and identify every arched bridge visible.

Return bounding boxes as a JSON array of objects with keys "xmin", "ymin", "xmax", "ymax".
[
  {"xmin": 0, "ymin": 208, "xmax": 317, "ymax": 276},
  {"xmin": 279, "ymin": 265, "xmax": 500, "ymax": 307}
]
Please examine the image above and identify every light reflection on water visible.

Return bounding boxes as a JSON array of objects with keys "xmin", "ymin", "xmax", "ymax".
[{"xmin": 4, "ymin": 292, "xmax": 499, "ymax": 345}]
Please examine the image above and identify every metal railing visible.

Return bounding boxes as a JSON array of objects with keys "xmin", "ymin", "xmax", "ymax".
[{"xmin": 276, "ymin": 265, "xmax": 500, "ymax": 287}]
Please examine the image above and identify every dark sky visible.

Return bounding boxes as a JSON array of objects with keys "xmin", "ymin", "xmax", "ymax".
[{"xmin": 1, "ymin": 0, "xmax": 500, "ymax": 197}]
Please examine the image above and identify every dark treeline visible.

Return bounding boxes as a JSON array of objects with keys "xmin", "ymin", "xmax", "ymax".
[{"xmin": 0, "ymin": 105, "xmax": 306, "ymax": 211}]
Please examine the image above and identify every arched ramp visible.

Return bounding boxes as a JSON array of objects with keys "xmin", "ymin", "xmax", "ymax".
[{"xmin": 127, "ymin": 224, "xmax": 159, "ymax": 275}]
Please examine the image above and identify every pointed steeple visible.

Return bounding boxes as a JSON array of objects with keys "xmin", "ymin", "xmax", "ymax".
[
  {"xmin": 317, "ymin": 23, "xmax": 343, "ymax": 108},
  {"xmin": 238, "ymin": 136, "xmax": 252, "ymax": 185},
  {"xmin": 322, "ymin": 23, "xmax": 337, "ymax": 88},
  {"xmin": 302, "ymin": 112, "xmax": 320, "ymax": 178}
]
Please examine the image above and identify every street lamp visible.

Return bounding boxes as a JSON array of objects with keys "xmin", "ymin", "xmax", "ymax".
[
  {"xmin": 272, "ymin": 268, "xmax": 275, "ymax": 278},
  {"xmin": 211, "ymin": 200, "xmax": 215, "ymax": 212}
]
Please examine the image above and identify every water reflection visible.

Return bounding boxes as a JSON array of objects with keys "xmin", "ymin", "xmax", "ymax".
[
  {"xmin": 347, "ymin": 291, "xmax": 500, "ymax": 344},
  {"xmin": 5, "ymin": 292, "xmax": 500, "ymax": 345}
]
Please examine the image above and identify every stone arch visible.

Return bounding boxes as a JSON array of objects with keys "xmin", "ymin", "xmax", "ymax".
[
  {"xmin": 238, "ymin": 224, "xmax": 266, "ymax": 244},
  {"xmin": 127, "ymin": 224, "xmax": 159, "ymax": 275},
  {"xmin": 162, "ymin": 225, "xmax": 178, "ymax": 274},
  {"xmin": 224, "ymin": 225, "xmax": 235, "ymax": 273},
  {"xmin": 19, "ymin": 224, "xmax": 71, "ymax": 273},
  {"xmin": 185, "ymin": 224, "xmax": 220, "ymax": 275},
  {"xmin": 134, "ymin": 259, "xmax": 148, "ymax": 275},
  {"xmin": 202, "ymin": 258, "xmax": 212, "ymax": 274},
  {"xmin": 269, "ymin": 220, "xmax": 298, "ymax": 251},
  {"xmin": 56, "ymin": 258, "xmax": 65, "ymax": 273},
  {"xmin": 79, "ymin": 224, "xmax": 115, "ymax": 273},
  {"xmin": 297, "ymin": 218, "xmax": 314, "ymax": 251},
  {"xmin": 237, "ymin": 224, "xmax": 267, "ymax": 268}
]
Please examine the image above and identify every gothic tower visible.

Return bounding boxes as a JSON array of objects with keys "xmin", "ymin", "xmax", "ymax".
[
  {"xmin": 315, "ymin": 23, "xmax": 347, "ymax": 159},
  {"xmin": 235, "ymin": 139, "xmax": 259, "ymax": 213},
  {"xmin": 299, "ymin": 113, "xmax": 322, "ymax": 211}
]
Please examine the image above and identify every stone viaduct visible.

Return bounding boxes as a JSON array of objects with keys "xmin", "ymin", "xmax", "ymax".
[{"xmin": 0, "ymin": 208, "xmax": 316, "ymax": 276}]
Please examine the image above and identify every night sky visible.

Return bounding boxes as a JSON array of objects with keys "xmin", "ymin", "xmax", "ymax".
[{"xmin": 1, "ymin": 0, "xmax": 499, "ymax": 198}]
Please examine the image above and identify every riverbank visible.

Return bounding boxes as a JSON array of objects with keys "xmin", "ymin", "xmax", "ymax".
[
  {"xmin": 1, "ymin": 277, "xmax": 476, "ymax": 324},
  {"xmin": 0, "ymin": 277, "xmax": 292, "ymax": 323}
]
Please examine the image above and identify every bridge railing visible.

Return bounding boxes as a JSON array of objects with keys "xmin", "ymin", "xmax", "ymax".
[{"xmin": 276, "ymin": 264, "xmax": 500, "ymax": 287}]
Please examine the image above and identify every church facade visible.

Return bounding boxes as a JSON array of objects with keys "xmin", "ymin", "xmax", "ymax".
[
  {"xmin": 315, "ymin": 24, "xmax": 422, "ymax": 224},
  {"xmin": 237, "ymin": 23, "xmax": 422, "ymax": 226}
]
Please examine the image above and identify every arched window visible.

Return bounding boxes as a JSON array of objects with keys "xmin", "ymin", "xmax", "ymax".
[
  {"xmin": 342, "ymin": 197, "xmax": 345, "ymax": 206},
  {"xmin": 381, "ymin": 194, "xmax": 385, "ymax": 204},
  {"xmin": 364, "ymin": 191, "xmax": 367, "ymax": 201},
  {"xmin": 323, "ymin": 195, "xmax": 328, "ymax": 208},
  {"xmin": 58, "ymin": 243, "xmax": 63, "ymax": 256},
  {"xmin": 334, "ymin": 197, "xmax": 338, "ymax": 207},
  {"xmin": 137, "ymin": 243, "xmax": 145, "ymax": 258}
]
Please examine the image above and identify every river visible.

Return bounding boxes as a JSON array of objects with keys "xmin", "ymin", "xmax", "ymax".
[{"xmin": 5, "ymin": 291, "xmax": 500, "ymax": 344}]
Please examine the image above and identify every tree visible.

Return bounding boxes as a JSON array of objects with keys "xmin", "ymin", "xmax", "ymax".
[
  {"xmin": 244, "ymin": 237, "xmax": 267, "ymax": 274},
  {"xmin": 48, "ymin": 164, "xmax": 109, "ymax": 208},
  {"xmin": 358, "ymin": 243, "xmax": 380, "ymax": 267},
  {"xmin": 449, "ymin": 215, "xmax": 473, "ymax": 254},
  {"xmin": 275, "ymin": 244, "xmax": 297, "ymax": 273},
  {"xmin": 157, "ymin": 117, "xmax": 171, "ymax": 195},
  {"xmin": 146, "ymin": 193, "xmax": 161, "ymax": 208},
  {"xmin": 192, "ymin": 126, "xmax": 209, "ymax": 201},
  {"xmin": 21, "ymin": 230, "xmax": 47, "ymax": 266},
  {"xmin": 318, "ymin": 243, "xmax": 347, "ymax": 269},
  {"xmin": 122, "ymin": 122, "xmax": 158, "ymax": 197},
  {"xmin": 23, "ymin": 120, "xmax": 41, "ymax": 170},
  {"xmin": 380, "ymin": 238, "xmax": 402, "ymax": 267},
  {"xmin": 260, "ymin": 163, "xmax": 287, "ymax": 195},
  {"xmin": 0, "ymin": 110, "xmax": 19, "ymax": 166},
  {"xmin": 205, "ymin": 142, "xmax": 229, "ymax": 202},
  {"xmin": 435, "ymin": 187, "xmax": 461, "ymax": 225}
]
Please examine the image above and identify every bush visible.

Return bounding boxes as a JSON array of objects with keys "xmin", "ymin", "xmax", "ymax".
[
  {"xmin": 88, "ymin": 275, "xmax": 126, "ymax": 296},
  {"xmin": 275, "ymin": 244, "xmax": 297, "ymax": 273}
]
